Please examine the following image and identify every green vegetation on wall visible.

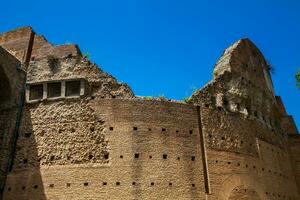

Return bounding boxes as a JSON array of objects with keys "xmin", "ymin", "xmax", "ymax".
[
  {"xmin": 296, "ymin": 69, "xmax": 300, "ymax": 89},
  {"xmin": 82, "ymin": 52, "xmax": 91, "ymax": 59}
]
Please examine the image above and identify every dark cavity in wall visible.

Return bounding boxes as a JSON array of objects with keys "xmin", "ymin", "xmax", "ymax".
[
  {"xmin": 29, "ymin": 84, "xmax": 43, "ymax": 101},
  {"xmin": 65, "ymin": 81, "xmax": 80, "ymax": 97},
  {"xmin": 47, "ymin": 82, "xmax": 61, "ymax": 98}
]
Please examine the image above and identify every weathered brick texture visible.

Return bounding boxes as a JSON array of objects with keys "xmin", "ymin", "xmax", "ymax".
[{"xmin": 0, "ymin": 27, "xmax": 299, "ymax": 200}]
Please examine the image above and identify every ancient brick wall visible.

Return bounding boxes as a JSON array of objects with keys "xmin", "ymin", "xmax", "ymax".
[
  {"xmin": 0, "ymin": 27, "xmax": 300, "ymax": 200},
  {"xmin": 288, "ymin": 135, "xmax": 300, "ymax": 191},
  {"xmin": 0, "ymin": 27, "xmax": 34, "ymax": 64},
  {"xmin": 0, "ymin": 47, "xmax": 25, "ymax": 106},
  {"xmin": 201, "ymin": 106, "xmax": 284, "ymax": 156},
  {"xmin": 0, "ymin": 46, "xmax": 26, "ymax": 198},
  {"xmin": 4, "ymin": 99, "xmax": 206, "ymax": 200},
  {"xmin": 3, "ymin": 98, "xmax": 300, "ymax": 200},
  {"xmin": 190, "ymin": 38, "xmax": 300, "ymax": 199},
  {"xmin": 26, "ymin": 57, "xmax": 133, "ymax": 99},
  {"xmin": 276, "ymin": 96, "xmax": 300, "ymax": 192},
  {"xmin": 203, "ymin": 113, "xmax": 299, "ymax": 199}
]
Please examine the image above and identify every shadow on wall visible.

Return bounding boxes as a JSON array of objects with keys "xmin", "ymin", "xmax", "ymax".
[
  {"xmin": 0, "ymin": 65, "xmax": 13, "ymax": 198},
  {"xmin": 0, "ymin": 66, "xmax": 11, "ymax": 107},
  {"xmin": 0, "ymin": 64, "xmax": 11, "ymax": 152},
  {"xmin": 4, "ymin": 106, "xmax": 47, "ymax": 200},
  {"xmin": 217, "ymin": 174, "xmax": 267, "ymax": 200},
  {"xmin": 229, "ymin": 185, "xmax": 261, "ymax": 200}
]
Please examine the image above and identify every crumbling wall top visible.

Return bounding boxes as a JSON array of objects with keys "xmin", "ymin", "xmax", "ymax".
[
  {"xmin": 0, "ymin": 26, "xmax": 33, "ymax": 44},
  {"xmin": 0, "ymin": 26, "xmax": 34, "ymax": 62},
  {"xmin": 31, "ymin": 44, "xmax": 82, "ymax": 61},
  {"xmin": 213, "ymin": 38, "xmax": 275, "ymax": 96}
]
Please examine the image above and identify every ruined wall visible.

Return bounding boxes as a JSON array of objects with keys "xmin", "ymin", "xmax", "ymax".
[
  {"xmin": 0, "ymin": 27, "xmax": 133, "ymax": 99},
  {"xmin": 202, "ymin": 106, "xmax": 299, "ymax": 200},
  {"xmin": 0, "ymin": 47, "xmax": 25, "ymax": 108},
  {"xmin": 275, "ymin": 95, "xmax": 300, "ymax": 193},
  {"xmin": 27, "ymin": 57, "xmax": 133, "ymax": 99},
  {"xmin": 4, "ymin": 99, "xmax": 206, "ymax": 200},
  {"xmin": 2, "ymin": 27, "xmax": 204, "ymax": 200},
  {"xmin": 0, "ymin": 46, "xmax": 26, "ymax": 197},
  {"xmin": 0, "ymin": 27, "xmax": 300, "ymax": 200},
  {"xmin": 191, "ymin": 39, "xmax": 300, "ymax": 199},
  {"xmin": 0, "ymin": 27, "xmax": 34, "ymax": 64},
  {"xmin": 288, "ymin": 134, "xmax": 300, "ymax": 192},
  {"xmin": 210, "ymin": 39, "xmax": 278, "ymax": 126}
]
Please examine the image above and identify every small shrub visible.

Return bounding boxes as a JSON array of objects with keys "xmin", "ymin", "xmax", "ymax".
[
  {"xmin": 183, "ymin": 97, "xmax": 193, "ymax": 103},
  {"xmin": 266, "ymin": 61, "xmax": 275, "ymax": 74},
  {"xmin": 142, "ymin": 95, "xmax": 168, "ymax": 101},
  {"xmin": 82, "ymin": 52, "xmax": 91, "ymax": 60},
  {"xmin": 296, "ymin": 68, "xmax": 300, "ymax": 89},
  {"xmin": 144, "ymin": 96, "xmax": 154, "ymax": 100},
  {"xmin": 157, "ymin": 95, "xmax": 167, "ymax": 101}
]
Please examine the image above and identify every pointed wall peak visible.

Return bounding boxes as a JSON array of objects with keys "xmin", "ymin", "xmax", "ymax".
[
  {"xmin": 214, "ymin": 38, "xmax": 267, "ymax": 76},
  {"xmin": 213, "ymin": 38, "xmax": 274, "ymax": 96}
]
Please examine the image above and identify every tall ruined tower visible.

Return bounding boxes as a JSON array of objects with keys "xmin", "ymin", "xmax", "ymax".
[{"xmin": 0, "ymin": 27, "xmax": 299, "ymax": 200}]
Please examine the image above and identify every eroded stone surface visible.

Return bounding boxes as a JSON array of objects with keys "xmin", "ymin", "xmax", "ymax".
[{"xmin": 0, "ymin": 28, "xmax": 299, "ymax": 200}]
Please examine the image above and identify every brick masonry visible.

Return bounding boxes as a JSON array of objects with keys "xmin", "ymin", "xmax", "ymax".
[{"xmin": 0, "ymin": 27, "xmax": 299, "ymax": 200}]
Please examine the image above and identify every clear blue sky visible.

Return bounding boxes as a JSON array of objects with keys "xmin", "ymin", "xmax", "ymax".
[{"xmin": 1, "ymin": 0, "xmax": 299, "ymax": 129}]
